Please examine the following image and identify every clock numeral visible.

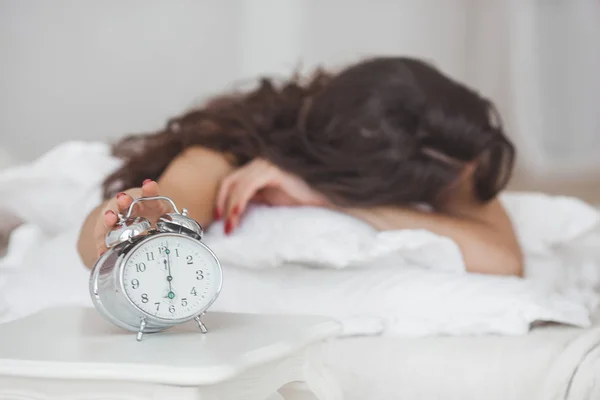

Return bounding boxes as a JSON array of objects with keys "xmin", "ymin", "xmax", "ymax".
[
  {"xmin": 146, "ymin": 252, "xmax": 155, "ymax": 261},
  {"xmin": 154, "ymin": 302, "xmax": 160, "ymax": 311},
  {"xmin": 187, "ymin": 255, "xmax": 194, "ymax": 265},
  {"xmin": 131, "ymin": 279, "xmax": 139, "ymax": 289},
  {"xmin": 158, "ymin": 246, "xmax": 164, "ymax": 254},
  {"xmin": 175, "ymin": 248, "xmax": 180, "ymax": 257},
  {"xmin": 141, "ymin": 293, "xmax": 149, "ymax": 303},
  {"xmin": 181, "ymin": 298, "xmax": 188, "ymax": 307},
  {"xmin": 135, "ymin": 263, "xmax": 146, "ymax": 272},
  {"xmin": 196, "ymin": 270, "xmax": 204, "ymax": 280},
  {"xmin": 169, "ymin": 305, "xmax": 176, "ymax": 314},
  {"xmin": 190, "ymin": 287, "xmax": 197, "ymax": 296}
]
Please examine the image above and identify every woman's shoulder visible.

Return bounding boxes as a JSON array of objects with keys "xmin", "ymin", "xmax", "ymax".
[{"xmin": 178, "ymin": 146, "xmax": 238, "ymax": 166}]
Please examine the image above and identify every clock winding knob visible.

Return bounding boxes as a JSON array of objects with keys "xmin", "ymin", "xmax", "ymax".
[
  {"xmin": 105, "ymin": 217, "xmax": 152, "ymax": 248},
  {"xmin": 157, "ymin": 213, "xmax": 203, "ymax": 240}
]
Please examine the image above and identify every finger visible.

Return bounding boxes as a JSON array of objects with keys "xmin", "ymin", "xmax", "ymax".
[
  {"xmin": 103, "ymin": 209, "xmax": 119, "ymax": 228},
  {"xmin": 260, "ymin": 187, "xmax": 297, "ymax": 206},
  {"xmin": 116, "ymin": 192, "xmax": 134, "ymax": 215},
  {"xmin": 250, "ymin": 190, "xmax": 267, "ymax": 204},
  {"xmin": 226, "ymin": 166, "xmax": 275, "ymax": 232},
  {"xmin": 95, "ymin": 208, "xmax": 117, "ymax": 257},
  {"xmin": 223, "ymin": 160, "xmax": 271, "ymax": 217},
  {"xmin": 94, "ymin": 220, "xmax": 108, "ymax": 256},
  {"xmin": 215, "ymin": 167, "xmax": 247, "ymax": 220},
  {"xmin": 140, "ymin": 179, "xmax": 169, "ymax": 217},
  {"xmin": 141, "ymin": 179, "xmax": 159, "ymax": 197},
  {"xmin": 216, "ymin": 158, "xmax": 271, "ymax": 219},
  {"xmin": 95, "ymin": 243, "xmax": 108, "ymax": 258}
]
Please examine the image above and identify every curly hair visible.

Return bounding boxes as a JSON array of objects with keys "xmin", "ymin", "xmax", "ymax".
[{"xmin": 103, "ymin": 56, "xmax": 515, "ymax": 208}]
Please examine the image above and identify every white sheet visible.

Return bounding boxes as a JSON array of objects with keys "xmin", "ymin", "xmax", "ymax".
[
  {"xmin": 1, "ymin": 141, "xmax": 599, "ymax": 338},
  {"xmin": 204, "ymin": 192, "xmax": 600, "ymax": 272},
  {"xmin": 320, "ymin": 316, "xmax": 600, "ymax": 400}
]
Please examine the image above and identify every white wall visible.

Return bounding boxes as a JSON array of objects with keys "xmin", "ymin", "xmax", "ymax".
[
  {"xmin": 0, "ymin": 1, "xmax": 241, "ymax": 163},
  {"xmin": 0, "ymin": 0, "xmax": 471, "ymax": 165}
]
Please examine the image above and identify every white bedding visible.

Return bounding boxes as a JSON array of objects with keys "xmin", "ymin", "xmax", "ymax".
[
  {"xmin": 1, "ymin": 141, "xmax": 600, "ymax": 336},
  {"xmin": 321, "ymin": 312, "xmax": 600, "ymax": 400},
  {"xmin": 1, "ymin": 141, "xmax": 600, "ymax": 399}
]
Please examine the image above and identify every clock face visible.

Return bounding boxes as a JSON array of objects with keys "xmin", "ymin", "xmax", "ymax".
[{"xmin": 122, "ymin": 234, "xmax": 222, "ymax": 321}]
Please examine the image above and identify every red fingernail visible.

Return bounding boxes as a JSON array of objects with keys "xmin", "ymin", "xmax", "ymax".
[
  {"xmin": 143, "ymin": 179, "xmax": 152, "ymax": 185},
  {"xmin": 104, "ymin": 210, "xmax": 116, "ymax": 217},
  {"xmin": 117, "ymin": 192, "xmax": 126, "ymax": 198},
  {"xmin": 99, "ymin": 250, "xmax": 106, "ymax": 256},
  {"xmin": 232, "ymin": 205, "xmax": 240, "ymax": 215},
  {"xmin": 214, "ymin": 208, "xmax": 221, "ymax": 220},
  {"xmin": 224, "ymin": 219, "xmax": 232, "ymax": 235}
]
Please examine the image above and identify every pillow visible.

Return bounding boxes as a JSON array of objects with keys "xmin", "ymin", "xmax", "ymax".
[
  {"xmin": 203, "ymin": 205, "xmax": 466, "ymax": 273},
  {"xmin": 0, "ymin": 141, "xmax": 121, "ymax": 235},
  {"xmin": 203, "ymin": 192, "xmax": 600, "ymax": 272},
  {"xmin": 198, "ymin": 195, "xmax": 599, "ymax": 336},
  {"xmin": 500, "ymin": 192, "xmax": 600, "ymax": 253},
  {"xmin": 209, "ymin": 263, "xmax": 592, "ymax": 337}
]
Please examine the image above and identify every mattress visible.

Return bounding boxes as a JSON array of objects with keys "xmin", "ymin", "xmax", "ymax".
[{"xmin": 320, "ymin": 313, "xmax": 600, "ymax": 400}]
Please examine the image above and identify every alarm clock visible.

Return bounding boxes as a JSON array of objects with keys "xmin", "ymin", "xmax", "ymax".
[{"xmin": 89, "ymin": 196, "xmax": 223, "ymax": 341}]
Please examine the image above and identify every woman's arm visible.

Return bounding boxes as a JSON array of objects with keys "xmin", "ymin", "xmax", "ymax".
[
  {"xmin": 154, "ymin": 147, "xmax": 236, "ymax": 225},
  {"xmin": 342, "ymin": 180, "xmax": 524, "ymax": 277},
  {"xmin": 343, "ymin": 167, "xmax": 524, "ymax": 277},
  {"xmin": 343, "ymin": 199, "xmax": 523, "ymax": 276},
  {"xmin": 203, "ymin": 157, "xmax": 523, "ymax": 276},
  {"xmin": 77, "ymin": 146, "xmax": 235, "ymax": 268}
]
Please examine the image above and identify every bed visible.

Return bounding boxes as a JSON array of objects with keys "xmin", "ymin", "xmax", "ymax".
[
  {"xmin": 321, "ymin": 312, "xmax": 600, "ymax": 400},
  {"xmin": 1, "ymin": 141, "xmax": 600, "ymax": 400},
  {"xmin": 1, "ymin": 259, "xmax": 599, "ymax": 400}
]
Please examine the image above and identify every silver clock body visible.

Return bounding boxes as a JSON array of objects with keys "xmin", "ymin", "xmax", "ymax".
[
  {"xmin": 88, "ymin": 196, "xmax": 223, "ymax": 340},
  {"xmin": 89, "ymin": 233, "xmax": 223, "ymax": 333}
]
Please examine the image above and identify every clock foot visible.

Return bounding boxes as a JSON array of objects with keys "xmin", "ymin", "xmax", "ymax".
[
  {"xmin": 194, "ymin": 315, "xmax": 208, "ymax": 334},
  {"xmin": 136, "ymin": 317, "xmax": 147, "ymax": 342}
]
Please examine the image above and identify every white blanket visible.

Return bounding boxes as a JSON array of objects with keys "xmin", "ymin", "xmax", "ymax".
[
  {"xmin": 1, "ymin": 141, "xmax": 599, "ymax": 337},
  {"xmin": 321, "ymin": 316, "xmax": 600, "ymax": 400}
]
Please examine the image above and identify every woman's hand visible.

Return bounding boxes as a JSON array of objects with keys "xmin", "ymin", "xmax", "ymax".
[
  {"xmin": 94, "ymin": 179, "xmax": 170, "ymax": 257},
  {"xmin": 78, "ymin": 146, "xmax": 236, "ymax": 268},
  {"xmin": 215, "ymin": 158, "xmax": 329, "ymax": 234}
]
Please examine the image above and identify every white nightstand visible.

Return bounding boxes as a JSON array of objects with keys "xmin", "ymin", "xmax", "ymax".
[{"xmin": 0, "ymin": 306, "xmax": 343, "ymax": 400}]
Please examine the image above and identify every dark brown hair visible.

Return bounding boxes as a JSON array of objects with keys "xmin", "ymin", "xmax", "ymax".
[{"xmin": 103, "ymin": 56, "xmax": 515, "ymax": 208}]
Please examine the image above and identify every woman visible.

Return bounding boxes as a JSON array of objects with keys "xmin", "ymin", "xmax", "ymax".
[{"xmin": 77, "ymin": 56, "xmax": 523, "ymax": 276}]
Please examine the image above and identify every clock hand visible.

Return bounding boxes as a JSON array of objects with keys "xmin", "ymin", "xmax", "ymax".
[
  {"xmin": 163, "ymin": 259, "xmax": 173, "ymax": 292},
  {"xmin": 164, "ymin": 243, "xmax": 175, "ymax": 300}
]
